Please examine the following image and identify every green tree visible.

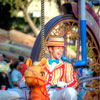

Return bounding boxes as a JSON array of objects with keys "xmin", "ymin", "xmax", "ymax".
[{"xmin": 0, "ymin": 0, "xmax": 39, "ymax": 37}]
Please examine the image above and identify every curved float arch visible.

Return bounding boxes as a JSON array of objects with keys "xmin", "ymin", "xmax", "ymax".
[{"xmin": 30, "ymin": 14, "xmax": 74, "ymax": 62}]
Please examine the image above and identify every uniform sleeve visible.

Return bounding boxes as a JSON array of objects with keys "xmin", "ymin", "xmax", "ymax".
[{"xmin": 65, "ymin": 63, "xmax": 78, "ymax": 88}]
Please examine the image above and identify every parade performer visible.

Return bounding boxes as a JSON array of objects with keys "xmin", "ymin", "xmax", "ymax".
[
  {"xmin": 18, "ymin": 56, "xmax": 27, "ymax": 77},
  {"xmin": 45, "ymin": 37, "xmax": 78, "ymax": 100}
]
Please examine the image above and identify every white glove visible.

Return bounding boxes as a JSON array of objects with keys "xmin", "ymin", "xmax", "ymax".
[{"xmin": 57, "ymin": 81, "xmax": 67, "ymax": 88}]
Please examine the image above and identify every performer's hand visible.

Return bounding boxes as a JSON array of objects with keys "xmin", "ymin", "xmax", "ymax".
[{"xmin": 57, "ymin": 81, "xmax": 67, "ymax": 88}]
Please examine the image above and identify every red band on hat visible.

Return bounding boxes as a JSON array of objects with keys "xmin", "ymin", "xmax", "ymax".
[{"xmin": 47, "ymin": 41, "xmax": 64, "ymax": 46}]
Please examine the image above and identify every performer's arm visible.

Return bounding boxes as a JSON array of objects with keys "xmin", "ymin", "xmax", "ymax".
[{"xmin": 65, "ymin": 63, "xmax": 78, "ymax": 88}]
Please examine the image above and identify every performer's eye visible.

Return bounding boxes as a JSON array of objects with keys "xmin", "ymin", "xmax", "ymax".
[{"xmin": 40, "ymin": 71, "xmax": 45, "ymax": 76}]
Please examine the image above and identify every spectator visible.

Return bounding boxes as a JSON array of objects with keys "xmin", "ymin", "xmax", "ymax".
[
  {"xmin": 2, "ymin": 54, "xmax": 10, "ymax": 63},
  {"xmin": 10, "ymin": 61, "xmax": 22, "ymax": 88},
  {"xmin": 0, "ymin": 53, "xmax": 12, "ymax": 69},
  {"xmin": 8, "ymin": 64, "xmax": 14, "ymax": 85},
  {"xmin": 18, "ymin": 56, "xmax": 27, "ymax": 76},
  {"xmin": 0, "ymin": 65, "xmax": 10, "ymax": 89},
  {"xmin": 0, "ymin": 53, "xmax": 9, "ymax": 65}
]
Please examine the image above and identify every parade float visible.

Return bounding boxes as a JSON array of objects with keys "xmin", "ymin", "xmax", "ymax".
[{"xmin": 31, "ymin": 0, "xmax": 100, "ymax": 100}]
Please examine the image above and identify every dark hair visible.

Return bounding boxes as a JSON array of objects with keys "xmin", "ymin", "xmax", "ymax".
[
  {"xmin": 2, "ymin": 54, "xmax": 6, "ymax": 58},
  {"xmin": 10, "ymin": 64, "xmax": 14, "ymax": 70},
  {"xmin": 13, "ymin": 61, "xmax": 19, "ymax": 69},
  {"xmin": 18, "ymin": 56, "xmax": 24, "ymax": 62}
]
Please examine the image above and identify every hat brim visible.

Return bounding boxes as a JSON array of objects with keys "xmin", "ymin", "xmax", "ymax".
[{"xmin": 47, "ymin": 44, "xmax": 65, "ymax": 47}]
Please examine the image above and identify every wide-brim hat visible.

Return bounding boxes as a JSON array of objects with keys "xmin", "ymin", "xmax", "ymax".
[{"xmin": 47, "ymin": 37, "xmax": 64, "ymax": 47}]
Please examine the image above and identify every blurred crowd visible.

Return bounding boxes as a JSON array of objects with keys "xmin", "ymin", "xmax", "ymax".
[{"xmin": 0, "ymin": 53, "xmax": 27, "ymax": 90}]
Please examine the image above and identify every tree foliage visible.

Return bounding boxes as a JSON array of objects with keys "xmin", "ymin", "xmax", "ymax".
[
  {"xmin": 0, "ymin": 0, "xmax": 39, "ymax": 37},
  {"xmin": 0, "ymin": 0, "xmax": 30, "ymax": 16}
]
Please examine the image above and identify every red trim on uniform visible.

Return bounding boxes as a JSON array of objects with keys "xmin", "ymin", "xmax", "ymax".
[
  {"xmin": 45, "ymin": 61, "xmax": 77, "ymax": 88},
  {"xmin": 45, "ymin": 64, "xmax": 65, "ymax": 83},
  {"xmin": 67, "ymin": 80, "xmax": 77, "ymax": 87},
  {"xmin": 60, "ymin": 64, "xmax": 65, "ymax": 81},
  {"xmin": 67, "ymin": 70, "xmax": 77, "ymax": 87}
]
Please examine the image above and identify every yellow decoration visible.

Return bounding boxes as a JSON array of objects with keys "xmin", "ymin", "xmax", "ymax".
[{"xmin": 26, "ymin": 58, "xmax": 32, "ymax": 67}]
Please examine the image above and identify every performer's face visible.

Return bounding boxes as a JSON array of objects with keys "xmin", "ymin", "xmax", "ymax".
[{"xmin": 49, "ymin": 46, "xmax": 64, "ymax": 60}]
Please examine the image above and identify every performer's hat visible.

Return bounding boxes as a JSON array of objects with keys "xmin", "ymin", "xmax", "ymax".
[{"xmin": 47, "ymin": 37, "xmax": 64, "ymax": 47}]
